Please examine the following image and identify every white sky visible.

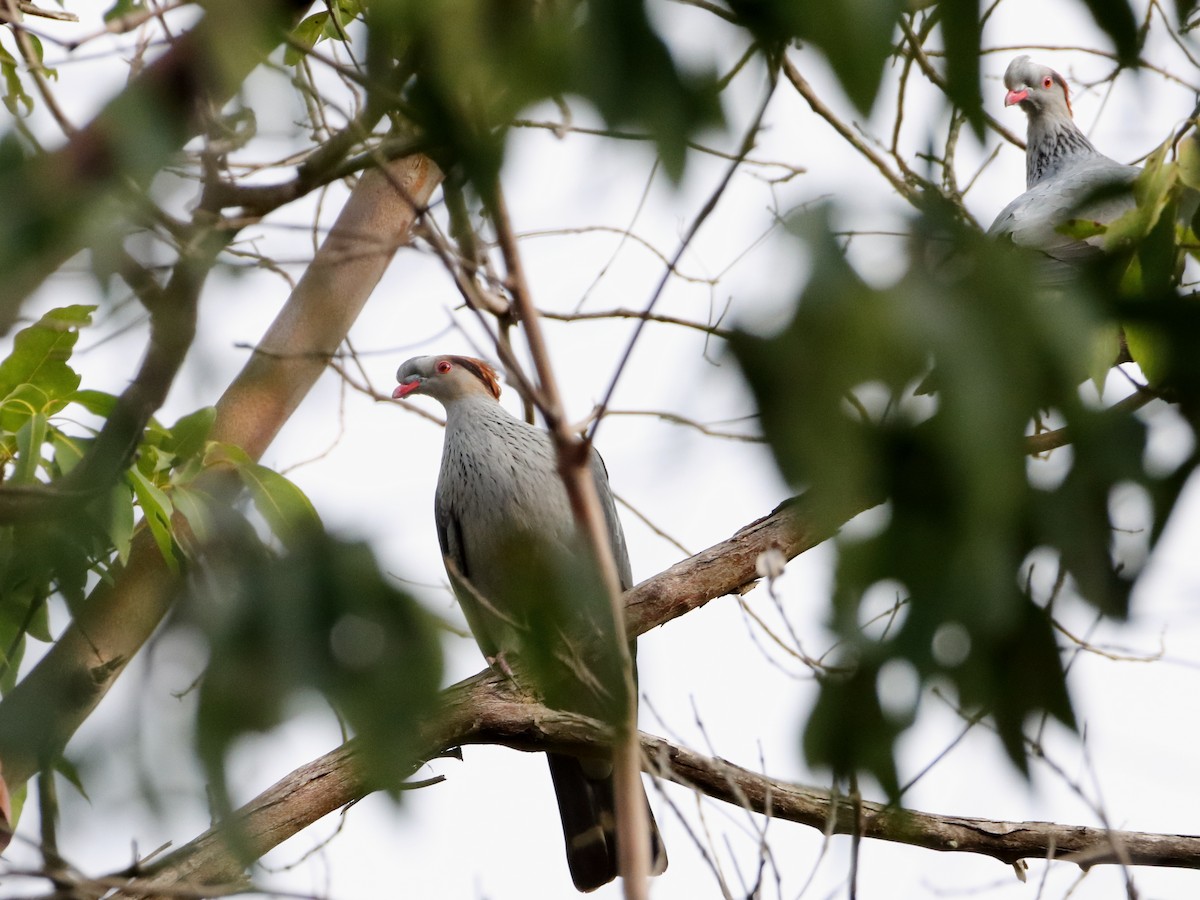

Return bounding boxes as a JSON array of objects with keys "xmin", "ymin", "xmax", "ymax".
[{"xmin": 2, "ymin": 1, "xmax": 1200, "ymax": 898}]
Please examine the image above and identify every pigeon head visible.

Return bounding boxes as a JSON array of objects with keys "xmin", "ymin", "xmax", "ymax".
[
  {"xmin": 1003, "ymin": 55, "xmax": 1074, "ymax": 120},
  {"xmin": 393, "ymin": 355, "xmax": 502, "ymax": 404},
  {"xmin": 1001, "ymin": 55, "xmax": 1099, "ymax": 188}
]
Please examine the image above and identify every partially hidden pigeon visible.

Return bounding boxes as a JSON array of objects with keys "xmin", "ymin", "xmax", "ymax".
[
  {"xmin": 988, "ymin": 55, "xmax": 1140, "ymax": 280},
  {"xmin": 394, "ymin": 354, "xmax": 667, "ymax": 892}
]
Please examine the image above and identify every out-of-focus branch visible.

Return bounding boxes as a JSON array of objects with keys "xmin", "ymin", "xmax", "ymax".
[
  {"xmin": 486, "ymin": 184, "xmax": 654, "ymax": 897},
  {"xmin": 1024, "ymin": 389, "xmax": 1156, "ymax": 455},
  {"xmin": 0, "ymin": 155, "xmax": 444, "ymax": 792},
  {"xmin": 0, "ymin": 231, "xmax": 220, "ymax": 524},
  {"xmin": 0, "ymin": 0, "xmax": 312, "ymax": 327}
]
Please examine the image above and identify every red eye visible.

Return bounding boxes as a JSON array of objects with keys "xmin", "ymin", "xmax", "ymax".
[
  {"xmin": 436, "ymin": 360, "xmax": 452, "ymax": 374},
  {"xmin": 1042, "ymin": 76, "xmax": 1053, "ymax": 89}
]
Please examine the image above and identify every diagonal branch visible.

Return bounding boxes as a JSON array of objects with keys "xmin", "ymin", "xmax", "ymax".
[
  {"xmin": 486, "ymin": 184, "xmax": 654, "ymax": 896},
  {"xmin": 0, "ymin": 155, "xmax": 444, "ymax": 792},
  {"xmin": 107, "ymin": 494, "xmax": 855, "ymax": 895},
  {"xmin": 0, "ymin": 229, "xmax": 220, "ymax": 524}
]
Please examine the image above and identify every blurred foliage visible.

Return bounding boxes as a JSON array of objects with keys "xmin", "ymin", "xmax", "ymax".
[
  {"xmin": 731, "ymin": 184, "xmax": 1199, "ymax": 793},
  {"xmin": 191, "ymin": 526, "xmax": 444, "ymax": 807},
  {"xmin": 0, "ymin": 307, "xmax": 216, "ymax": 696},
  {"xmin": 354, "ymin": 0, "xmax": 722, "ymax": 189},
  {"xmin": 458, "ymin": 532, "xmax": 630, "ymax": 727},
  {"xmin": 0, "ymin": 307, "xmax": 443, "ymax": 819},
  {"xmin": 0, "ymin": 0, "xmax": 1187, "ymax": 849}
]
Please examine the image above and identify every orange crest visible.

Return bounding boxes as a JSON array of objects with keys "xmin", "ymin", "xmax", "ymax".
[{"xmin": 451, "ymin": 355, "xmax": 502, "ymax": 400}]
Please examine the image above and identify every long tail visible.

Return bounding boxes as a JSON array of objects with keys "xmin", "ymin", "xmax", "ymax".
[{"xmin": 546, "ymin": 752, "xmax": 668, "ymax": 892}]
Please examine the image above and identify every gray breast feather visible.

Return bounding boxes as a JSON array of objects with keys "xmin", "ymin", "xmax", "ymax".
[{"xmin": 435, "ymin": 400, "xmax": 633, "ymax": 654}]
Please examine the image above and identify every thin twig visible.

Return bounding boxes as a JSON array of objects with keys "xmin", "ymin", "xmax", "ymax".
[{"xmin": 589, "ymin": 64, "xmax": 781, "ymax": 443}]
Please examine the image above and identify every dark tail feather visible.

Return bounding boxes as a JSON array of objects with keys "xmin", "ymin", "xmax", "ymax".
[{"xmin": 546, "ymin": 752, "xmax": 668, "ymax": 892}]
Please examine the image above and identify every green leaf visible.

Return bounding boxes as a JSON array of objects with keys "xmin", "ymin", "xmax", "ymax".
[
  {"xmin": 49, "ymin": 429, "xmax": 86, "ymax": 476},
  {"xmin": 0, "ymin": 614, "xmax": 27, "ymax": 694},
  {"xmin": 107, "ymin": 480, "xmax": 136, "ymax": 566},
  {"xmin": 11, "ymin": 412, "xmax": 47, "ymax": 485},
  {"xmin": 0, "ymin": 305, "xmax": 95, "ymax": 432},
  {"xmin": 285, "ymin": 0, "xmax": 359, "ymax": 64},
  {"xmin": 104, "ymin": 0, "xmax": 147, "ymax": 23},
  {"xmin": 214, "ymin": 443, "xmax": 322, "ymax": 548},
  {"xmin": 285, "ymin": 12, "xmax": 330, "ymax": 65},
  {"xmin": 171, "ymin": 484, "xmax": 215, "ymax": 548},
  {"xmin": 0, "ymin": 42, "xmax": 32, "ymax": 117},
  {"xmin": 1079, "ymin": 0, "xmax": 1140, "ymax": 66},
  {"xmin": 54, "ymin": 756, "xmax": 90, "ymax": 802},
  {"xmin": 1177, "ymin": 133, "xmax": 1200, "ymax": 192},
  {"xmin": 25, "ymin": 35, "xmax": 53, "ymax": 83},
  {"xmin": 70, "ymin": 389, "xmax": 119, "ymax": 418},
  {"xmin": 163, "ymin": 406, "xmax": 215, "ymax": 463},
  {"xmin": 803, "ymin": 660, "xmax": 904, "ymax": 795},
  {"xmin": 127, "ymin": 468, "xmax": 178, "ymax": 572},
  {"xmin": 1088, "ymin": 323, "xmax": 1124, "ymax": 392},
  {"xmin": 938, "ymin": 0, "xmax": 985, "ymax": 136},
  {"xmin": 7, "ymin": 781, "xmax": 25, "ymax": 832}
]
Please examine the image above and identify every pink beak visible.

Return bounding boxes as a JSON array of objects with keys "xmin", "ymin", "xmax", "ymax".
[
  {"xmin": 1004, "ymin": 88, "xmax": 1029, "ymax": 107},
  {"xmin": 393, "ymin": 381, "xmax": 421, "ymax": 399}
]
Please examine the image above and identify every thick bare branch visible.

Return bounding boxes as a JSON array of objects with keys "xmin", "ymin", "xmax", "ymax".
[
  {"xmin": 119, "ymin": 659, "xmax": 1200, "ymax": 897},
  {"xmin": 0, "ymin": 155, "xmax": 444, "ymax": 791},
  {"xmin": 624, "ymin": 493, "xmax": 851, "ymax": 638}
]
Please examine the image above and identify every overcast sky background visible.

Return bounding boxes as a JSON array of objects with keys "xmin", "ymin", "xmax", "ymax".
[{"xmin": 3, "ymin": 1, "xmax": 1200, "ymax": 898}]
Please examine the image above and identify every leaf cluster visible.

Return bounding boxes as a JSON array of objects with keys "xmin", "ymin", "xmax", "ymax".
[{"xmin": 730, "ymin": 186, "xmax": 1200, "ymax": 795}]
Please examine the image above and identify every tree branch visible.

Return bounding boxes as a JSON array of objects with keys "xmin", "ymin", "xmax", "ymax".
[
  {"xmin": 0, "ymin": 0, "xmax": 312, "ymax": 327},
  {"xmin": 116, "ymin": 658, "xmax": 1200, "ymax": 897},
  {"xmin": 486, "ymin": 184, "xmax": 654, "ymax": 897},
  {"xmin": 0, "ymin": 227, "xmax": 219, "ymax": 523},
  {"xmin": 0, "ymin": 155, "xmax": 444, "ymax": 792}
]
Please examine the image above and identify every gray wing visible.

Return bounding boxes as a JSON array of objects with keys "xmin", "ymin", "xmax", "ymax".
[
  {"xmin": 588, "ymin": 445, "xmax": 633, "ymax": 592},
  {"xmin": 434, "ymin": 484, "xmax": 503, "ymax": 658},
  {"xmin": 989, "ymin": 159, "xmax": 1139, "ymax": 284},
  {"xmin": 434, "ymin": 488, "xmax": 467, "ymax": 579}
]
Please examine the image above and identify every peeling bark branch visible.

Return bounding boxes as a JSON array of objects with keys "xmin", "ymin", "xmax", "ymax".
[
  {"xmin": 644, "ymin": 735, "xmax": 1200, "ymax": 870},
  {"xmin": 624, "ymin": 493, "xmax": 851, "ymax": 638}
]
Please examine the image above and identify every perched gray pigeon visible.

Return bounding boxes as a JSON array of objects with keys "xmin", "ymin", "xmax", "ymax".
[
  {"xmin": 988, "ymin": 55, "xmax": 1140, "ymax": 278},
  {"xmin": 394, "ymin": 353, "xmax": 666, "ymax": 893}
]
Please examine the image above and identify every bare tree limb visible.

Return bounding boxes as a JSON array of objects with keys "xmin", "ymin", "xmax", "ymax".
[
  {"xmin": 486, "ymin": 184, "xmax": 654, "ymax": 897},
  {"xmin": 116, "ymin": 659, "xmax": 1200, "ymax": 898},
  {"xmin": 0, "ymin": 155, "xmax": 444, "ymax": 792}
]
